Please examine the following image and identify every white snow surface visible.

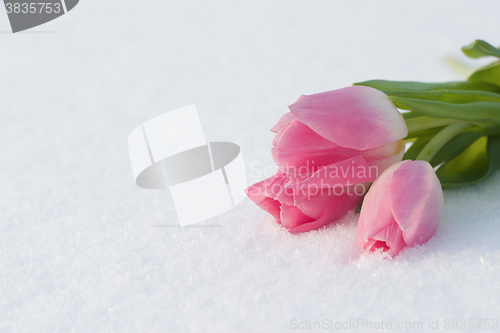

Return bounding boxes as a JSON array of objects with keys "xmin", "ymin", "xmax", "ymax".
[{"xmin": 1, "ymin": 1, "xmax": 500, "ymax": 332}]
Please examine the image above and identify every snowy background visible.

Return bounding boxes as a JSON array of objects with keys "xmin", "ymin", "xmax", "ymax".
[{"xmin": 1, "ymin": 0, "xmax": 500, "ymax": 332}]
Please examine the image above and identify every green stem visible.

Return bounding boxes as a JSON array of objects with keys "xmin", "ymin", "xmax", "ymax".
[
  {"xmin": 406, "ymin": 116, "xmax": 458, "ymax": 133},
  {"xmin": 416, "ymin": 122, "xmax": 474, "ymax": 162}
]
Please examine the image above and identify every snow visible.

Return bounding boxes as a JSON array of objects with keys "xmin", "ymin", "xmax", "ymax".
[{"xmin": 1, "ymin": 0, "xmax": 500, "ymax": 331}]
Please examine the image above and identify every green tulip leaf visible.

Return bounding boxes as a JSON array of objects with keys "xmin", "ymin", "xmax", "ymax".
[
  {"xmin": 406, "ymin": 126, "xmax": 446, "ymax": 139},
  {"xmin": 405, "ymin": 116, "xmax": 457, "ymax": 133},
  {"xmin": 484, "ymin": 125, "xmax": 500, "ymax": 136},
  {"xmin": 402, "ymin": 111, "xmax": 423, "ymax": 120},
  {"xmin": 403, "ymin": 135, "xmax": 433, "ymax": 160},
  {"xmin": 462, "ymin": 40, "xmax": 500, "ymax": 59},
  {"xmin": 429, "ymin": 131, "xmax": 483, "ymax": 167},
  {"xmin": 487, "ymin": 135, "xmax": 500, "ymax": 171},
  {"xmin": 384, "ymin": 89, "xmax": 500, "ymax": 104},
  {"xmin": 388, "ymin": 97, "xmax": 500, "ymax": 124},
  {"xmin": 354, "ymin": 80, "xmax": 500, "ymax": 93},
  {"xmin": 468, "ymin": 61, "xmax": 500, "ymax": 88},
  {"xmin": 436, "ymin": 136, "xmax": 500, "ymax": 189}
]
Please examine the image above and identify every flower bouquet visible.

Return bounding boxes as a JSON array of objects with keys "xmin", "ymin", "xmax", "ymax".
[{"xmin": 246, "ymin": 40, "xmax": 500, "ymax": 256}]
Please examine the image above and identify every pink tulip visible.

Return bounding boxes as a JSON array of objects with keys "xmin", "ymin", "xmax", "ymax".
[
  {"xmin": 272, "ymin": 86, "xmax": 408, "ymax": 177},
  {"xmin": 246, "ymin": 169, "xmax": 368, "ymax": 233},
  {"xmin": 357, "ymin": 160, "xmax": 444, "ymax": 256},
  {"xmin": 246, "ymin": 86, "xmax": 408, "ymax": 233}
]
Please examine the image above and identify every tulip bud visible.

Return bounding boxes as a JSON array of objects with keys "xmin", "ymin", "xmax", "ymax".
[{"xmin": 357, "ymin": 160, "xmax": 444, "ymax": 256}]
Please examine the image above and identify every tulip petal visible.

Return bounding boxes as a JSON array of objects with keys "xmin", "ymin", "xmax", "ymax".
[
  {"xmin": 357, "ymin": 161, "xmax": 410, "ymax": 249},
  {"xmin": 271, "ymin": 112, "xmax": 296, "ymax": 133},
  {"xmin": 288, "ymin": 156, "xmax": 376, "ymax": 189},
  {"xmin": 289, "ymin": 86, "xmax": 408, "ymax": 150},
  {"xmin": 281, "ymin": 204, "xmax": 314, "ymax": 229},
  {"xmin": 364, "ymin": 239, "xmax": 390, "ymax": 252},
  {"xmin": 273, "ymin": 118, "xmax": 340, "ymax": 150},
  {"xmin": 293, "ymin": 188, "xmax": 338, "ymax": 220},
  {"xmin": 388, "ymin": 160, "xmax": 443, "ymax": 246},
  {"xmin": 273, "ymin": 136, "xmax": 405, "ymax": 177},
  {"xmin": 261, "ymin": 172, "xmax": 295, "ymax": 207},
  {"xmin": 271, "ymin": 119, "xmax": 293, "ymax": 147},
  {"xmin": 365, "ymin": 143, "xmax": 405, "ymax": 177},
  {"xmin": 271, "ymin": 118, "xmax": 356, "ymax": 174},
  {"xmin": 245, "ymin": 174, "xmax": 283, "ymax": 223},
  {"xmin": 288, "ymin": 190, "xmax": 363, "ymax": 233},
  {"xmin": 272, "ymin": 119, "xmax": 405, "ymax": 176},
  {"xmin": 293, "ymin": 183, "xmax": 368, "ymax": 220},
  {"xmin": 365, "ymin": 220, "xmax": 407, "ymax": 256},
  {"xmin": 360, "ymin": 140, "xmax": 405, "ymax": 161}
]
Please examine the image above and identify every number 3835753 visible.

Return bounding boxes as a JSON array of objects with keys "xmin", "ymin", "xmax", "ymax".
[{"xmin": 5, "ymin": 3, "xmax": 62, "ymax": 14}]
